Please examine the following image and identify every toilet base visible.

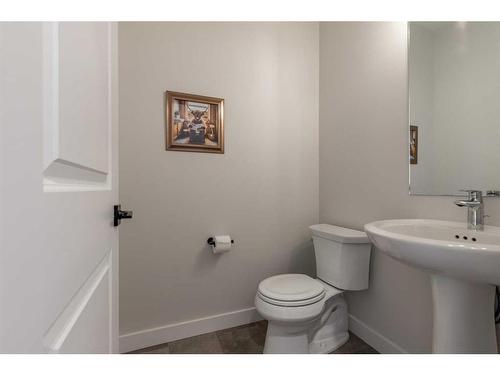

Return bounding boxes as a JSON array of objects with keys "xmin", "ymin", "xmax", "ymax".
[
  {"xmin": 263, "ymin": 321, "xmax": 312, "ymax": 354},
  {"xmin": 309, "ymin": 292, "xmax": 349, "ymax": 353},
  {"xmin": 309, "ymin": 331, "xmax": 349, "ymax": 354},
  {"xmin": 263, "ymin": 292, "xmax": 349, "ymax": 354}
]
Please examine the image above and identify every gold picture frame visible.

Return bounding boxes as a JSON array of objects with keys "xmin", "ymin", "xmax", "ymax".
[{"xmin": 165, "ymin": 91, "xmax": 224, "ymax": 154}]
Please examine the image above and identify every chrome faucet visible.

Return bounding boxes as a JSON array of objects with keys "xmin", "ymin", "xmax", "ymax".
[{"xmin": 454, "ymin": 190, "xmax": 484, "ymax": 231}]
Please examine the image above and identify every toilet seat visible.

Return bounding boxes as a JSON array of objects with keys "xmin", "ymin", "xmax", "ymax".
[
  {"xmin": 257, "ymin": 274, "xmax": 325, "ymax": 307},
  {"xmin": 254, "ymin": 275, "xmax": 344, "ymax": 327}
]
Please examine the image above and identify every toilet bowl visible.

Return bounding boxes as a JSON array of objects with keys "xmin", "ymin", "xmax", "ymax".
[
  {"xmin": 255, "ymin": 274, "xmax": 348, "ymax": 353},
  {"xmin": 255, "ymin": 224, "xmax": 372, "ymax": 354}
]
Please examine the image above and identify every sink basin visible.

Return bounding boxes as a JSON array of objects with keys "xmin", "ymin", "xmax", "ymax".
[
  {"xmin": 365, "ymin": 219, "xmax": 500, "ymax": 285},
  {"xmin": 364, "ymin": 219, "xmax": 500, "ymax": 353}
]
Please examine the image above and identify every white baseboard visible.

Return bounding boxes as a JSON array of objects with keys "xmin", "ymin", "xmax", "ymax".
[
  {"xmin": 120, "ymin": 309, "xmax": 405, "ymax": 354},
  {"xmin": 119, "ymin": 307, "xmax": 262, "ymax": 353},
  {"xmin": 348, "ymin": 314, "xmax": 408, "ymax": 354}
]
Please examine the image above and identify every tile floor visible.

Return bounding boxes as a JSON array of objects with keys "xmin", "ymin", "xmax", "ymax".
[{"xmin": 128, "ymin": 320, "xmax": 378, "ymax": 354}]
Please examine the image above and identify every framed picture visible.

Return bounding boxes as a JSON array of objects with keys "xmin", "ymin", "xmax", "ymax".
[
  {"xmin": 410, "ymin": 125, "xmax": 418, "ymax": 164},
  {"xmin": 165, "ymin": 91, "xmax": 224, "ymax": 154}
]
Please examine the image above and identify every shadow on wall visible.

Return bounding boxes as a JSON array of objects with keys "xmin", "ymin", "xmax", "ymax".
[{"xmin": 287, "ymin": 240, "xmax": 316, "ymax": 278}]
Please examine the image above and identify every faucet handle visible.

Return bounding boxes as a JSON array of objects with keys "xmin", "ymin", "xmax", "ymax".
[
  {"xmin": 459, "ymin": 189, "xmax": 483, "ymax": 200},
  {"xmin": 485, "ymin": 190, "xmax": 500, "ymax": 197}
]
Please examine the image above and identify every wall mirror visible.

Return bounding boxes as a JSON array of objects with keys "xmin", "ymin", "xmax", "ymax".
[{"xmin": 408, "ymin": 22, "xmax": 500, "ymax": 196}]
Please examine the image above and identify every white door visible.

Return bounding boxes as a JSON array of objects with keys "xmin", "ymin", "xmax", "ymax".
[{"xmin": 0, "ymin": 22, "xmax": 120, "ymax": 353}]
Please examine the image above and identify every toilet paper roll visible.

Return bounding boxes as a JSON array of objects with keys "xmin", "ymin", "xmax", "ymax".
[{"xmin": 212, "ymin": 235, "xmax": 232, "ymax": 254}]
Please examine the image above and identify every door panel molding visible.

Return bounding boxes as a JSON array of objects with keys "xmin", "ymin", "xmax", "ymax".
[
  {"xmin": 42, "ymin": 22, "xmax": 112, "ymax": 192},
  {"xmin": 43, "ymin": 158, "xmax": 108, "ymax": 192},
  {"xmin": 42, "ymin": 22, "xmax": 60, "ymax": 169},
  {"xmin": 42, "ymin": 251, "xmax": 111, "ymax": 353}
]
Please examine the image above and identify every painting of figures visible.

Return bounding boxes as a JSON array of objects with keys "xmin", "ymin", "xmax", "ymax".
[
  {"xmin": 410, "ymin": 125, "xmax": 418, "ymax": 164},
  {"xmin": 166, "ymin": 91, "xmax": 224, "ymax": 153}
]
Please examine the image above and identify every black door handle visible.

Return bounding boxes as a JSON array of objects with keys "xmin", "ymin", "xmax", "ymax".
[{"xmin": 114, "ymin": 204, "xmax": 133, "ymax": 227}]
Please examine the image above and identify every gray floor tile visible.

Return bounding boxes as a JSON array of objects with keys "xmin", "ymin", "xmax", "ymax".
[
  {"xmin": 355, "ymin": 346, "xmax": 379, "ymax": 354},
  {"xmin": 126, "ymin": 320, "xmax": 377, "ymax": 355},
  {"xmin": 168, "ymin": 332, "xmax": 224, "ymax": 354},
  {"xmin": 128, "ymin": 343, "xmax": 170, "ymax": 354},
  {"xmin": 331, "ymin": 332, "xmax": 377, "ymax": 354},
  {"xmin": 217, "ymin": 321, "xmax": 267, "ymax": 354}
]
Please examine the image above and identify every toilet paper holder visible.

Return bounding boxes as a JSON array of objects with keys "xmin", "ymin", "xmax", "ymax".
[{"xmin": 207, "ymin": 237, "xmax": 234, "ymax": 247}]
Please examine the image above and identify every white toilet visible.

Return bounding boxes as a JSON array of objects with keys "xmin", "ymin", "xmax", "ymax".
[{"xmin": 254, "ymin": 224, "xmax": 372, "ymax": 354}]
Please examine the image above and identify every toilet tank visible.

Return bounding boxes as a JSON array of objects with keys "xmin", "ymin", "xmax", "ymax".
[{"xmin": 310, "ymin": 224, "xmax": 372, "ymax": 291}]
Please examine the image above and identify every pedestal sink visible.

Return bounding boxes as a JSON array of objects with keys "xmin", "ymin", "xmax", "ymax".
[{"xmin": 364, "ymin": 219, "xmax": 500, "ymax": 353}]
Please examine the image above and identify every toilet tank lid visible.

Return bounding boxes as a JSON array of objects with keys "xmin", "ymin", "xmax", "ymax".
[{"xmin": 309, "ymin": 224, "xmax": 370, "ymax": 244}]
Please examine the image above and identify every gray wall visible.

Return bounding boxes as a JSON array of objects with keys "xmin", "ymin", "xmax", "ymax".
[
  {"xmin": 119, "ymin": 22, "xmax": 319, "ymax": 335},
  {"xmin": 319, "ymin": 22, "xmax": 500, "ymax": 353}
]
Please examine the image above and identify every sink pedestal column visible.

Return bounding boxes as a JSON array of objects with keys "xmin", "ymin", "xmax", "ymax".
[{"xmin": 431, "ymin": 274, "xmax": 497, "ymax": 353}]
